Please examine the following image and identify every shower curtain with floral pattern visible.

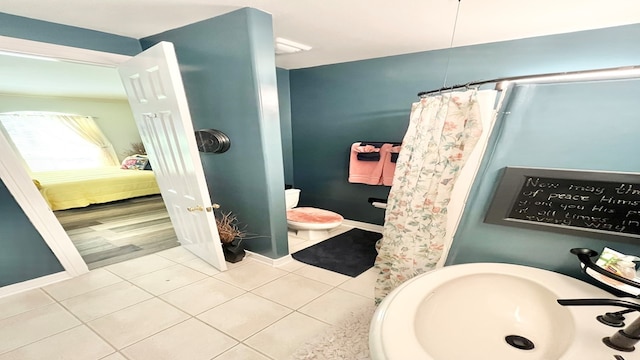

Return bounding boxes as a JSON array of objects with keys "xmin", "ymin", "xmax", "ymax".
[{"xmin": 374, "ymin": 90, "xmax": 483, "ymax": 304}]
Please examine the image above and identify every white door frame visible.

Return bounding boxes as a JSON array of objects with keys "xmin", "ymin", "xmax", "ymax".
[{"xmin": 0, "ymin": 36, "xmax": 133, "ymax": 295}]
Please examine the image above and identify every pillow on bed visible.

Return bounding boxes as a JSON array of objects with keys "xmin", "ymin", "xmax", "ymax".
[{"xmin": 121, "ymin": 155, "xmax": 149, "ymax": 170}]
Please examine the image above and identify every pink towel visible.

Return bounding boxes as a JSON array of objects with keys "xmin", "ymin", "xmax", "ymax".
[
  {"xmin": 348, "ymin": 142, "xmax": 391, "ymax": 185},
  {"xmin": 382, "ymin": 145, "xmax": 401, "ymax": 186}
]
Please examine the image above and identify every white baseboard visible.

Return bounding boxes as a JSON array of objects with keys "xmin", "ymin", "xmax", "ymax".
[
  {"xmin": 0, "ymin": 271, "xmax": 70, "ymax": 299},
  {"xmin": 246, "ymin": 251, "xmax": 293, "ymax": 267},
  {"xmin": 246, "ymin": 219, "xmax": 382, "ymax": 268},
  {"xmin": 342, "ymin": 219, "xmax": 384, "ymax": 233}
]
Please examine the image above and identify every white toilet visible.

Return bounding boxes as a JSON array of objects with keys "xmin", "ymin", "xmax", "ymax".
[{"xmin": 285, "ymin": 188, "xmax": 344, "ymax": 241}]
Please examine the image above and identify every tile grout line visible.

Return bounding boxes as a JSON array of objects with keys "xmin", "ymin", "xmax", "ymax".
[
  {"xmin": 91, "ymin": 257, "xmax": 281, "ymax": 357},
  {"xmin": 103, "ymin": 266, "xmax": 281, "ymax": 359},
  {"xmin": 34, "ymin": 265, "xmax": 223, "ymax": 358},
  {"xmin": 0, "ymin": 292, "xmax": 119, "ymax": 357},
  {"xmin": 20, "ymin": 265, "xmax": 183, "ymax": 357},
  {"xmin": 54, "ymin": 270, "xmax": 156, "ymax": 357},
  {"xmin": 2, "ymin": 227, "xmax": 375, "ymax": 359}
]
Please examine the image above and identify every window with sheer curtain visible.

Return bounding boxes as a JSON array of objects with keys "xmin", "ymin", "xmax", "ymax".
[{"xmin": 0, "ymin": 112, "xmax": 119, "ymax": 172}]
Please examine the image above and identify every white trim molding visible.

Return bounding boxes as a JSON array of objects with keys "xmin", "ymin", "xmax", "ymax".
[
  {"xmin": 0, "ymin": 130, "xmax": 89, "ymax": 278},
  {"xmin": 0, "ymin": 35, "xmax": 131, "ymax": 67},
  {"xmin": 247, "ymin": 221, "xmax": 384, "ymax": 268},
  {"xmin": 0, "ymin": 271, "xmax": 70, "ymax": 299},
  {"xmin": 342, "ymin": 219, "xmax": 384, "ymax": 233},
  {"xmin": 246, "ymin": 251, "xmax": 293, "ymax": 267}
]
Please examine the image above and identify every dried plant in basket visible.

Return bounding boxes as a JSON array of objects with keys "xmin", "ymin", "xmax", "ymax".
[{"xmin": 216, "ymin": 211, "xmax": 246, "ymax": 245}]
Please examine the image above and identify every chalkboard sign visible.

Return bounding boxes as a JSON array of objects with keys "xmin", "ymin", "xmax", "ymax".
[{"xmin": 485, "ymin": 167, "xmax": 640, "ymax": 243}]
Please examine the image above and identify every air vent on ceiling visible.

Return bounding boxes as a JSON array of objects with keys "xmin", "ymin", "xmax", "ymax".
[{"xmin": 275, "ymin": 37, "xmax": 312, "ymax": 55}]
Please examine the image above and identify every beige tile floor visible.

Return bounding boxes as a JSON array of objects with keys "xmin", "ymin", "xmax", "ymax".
[{"xmin": 0, "ymin": 225, "xmax": 377, "ymax": 360}]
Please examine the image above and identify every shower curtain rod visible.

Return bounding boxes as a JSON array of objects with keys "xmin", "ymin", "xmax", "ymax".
[{"xmin": 417, "ymin": 65, "xmax": 640, "ymax": 97}]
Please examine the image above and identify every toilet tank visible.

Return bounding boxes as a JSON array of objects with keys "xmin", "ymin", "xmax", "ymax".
[{"xmin": 285, "ymin": 189, "xmax": 301, "ymax": 209}]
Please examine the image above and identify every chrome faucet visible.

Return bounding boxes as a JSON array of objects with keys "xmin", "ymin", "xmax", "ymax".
[{"xmin": 557, "ymin": 298, "xmax": 640, "ymax": 352}]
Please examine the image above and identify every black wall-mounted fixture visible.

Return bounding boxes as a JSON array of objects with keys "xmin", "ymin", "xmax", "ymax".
[{"xmin": 195, "ymin": 129, "xmax": 231, "ymax": 153}]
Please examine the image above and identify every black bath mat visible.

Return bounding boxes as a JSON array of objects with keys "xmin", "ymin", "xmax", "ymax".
[{"xmin": 291, "ymin": 228, "xmax": 382, "ymax": 277}]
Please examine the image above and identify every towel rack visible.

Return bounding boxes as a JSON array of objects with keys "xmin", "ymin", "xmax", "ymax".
[{"xmin": 359, "ymin": 141, "xmax": 402, "ymax": 147}]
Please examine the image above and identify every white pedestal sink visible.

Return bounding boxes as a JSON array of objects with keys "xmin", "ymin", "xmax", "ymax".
[{"xmin": 369, "ymin": 263, "xmax": 634, "ymax": 360}]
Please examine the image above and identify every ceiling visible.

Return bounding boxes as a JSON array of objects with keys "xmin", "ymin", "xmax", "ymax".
[{"xmin": 1, "ymin": 0, "xmax": 640, "ymax": 99}]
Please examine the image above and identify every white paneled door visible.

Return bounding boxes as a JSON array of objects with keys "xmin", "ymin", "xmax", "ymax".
[{"xmin": 117, "ymin": 41, "xmax": 227, "ymax": 271}]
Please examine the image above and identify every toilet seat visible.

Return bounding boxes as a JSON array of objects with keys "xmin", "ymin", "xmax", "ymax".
[{"xmin": 286, "ymin": 207, "xmax": 343, "ymax": 230}]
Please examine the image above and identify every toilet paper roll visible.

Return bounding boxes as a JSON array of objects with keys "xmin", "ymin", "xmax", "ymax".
[{"xmin": 372, "ymin": 202, "xmax": 387, "ymax": 209}]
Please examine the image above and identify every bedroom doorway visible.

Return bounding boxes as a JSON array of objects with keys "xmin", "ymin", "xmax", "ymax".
[
  {"xmin": 0, "ymin": 110, "xmax": 180, "ymax": 270},
  {"xmin": 0, "ymin": 41, "xmax": 183, "ymax": 271}
]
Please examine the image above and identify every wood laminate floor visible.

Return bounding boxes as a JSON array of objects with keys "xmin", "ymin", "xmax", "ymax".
[{"xmin": 55, "ymin": 195, "xmax": 179, "ymax": 269}]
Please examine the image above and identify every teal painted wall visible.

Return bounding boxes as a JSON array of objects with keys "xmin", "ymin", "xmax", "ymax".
[
  {"xmin": 0, "ymin": 14, "xmax": 142, "ymax": 286},
  {"xmin": 3, "ymin": 8, "xmax": 640, "ymax": 281},
  {"xmin": 0, "ymin": 13, "xmax": 141, "ymax": 55},
  {"xmin": 140, "ymin": 8, "xmax": 288, "ymax": 258},
  {"xmin": 0, "ymin": 179, "xmax": 64, "ymax": 286},
  {"xmin": 277, "ymin": 68, "xmax": 294, "ymax": 185},
  {"xmin": 446, "ymin": 79, "xmax": 640, "ymax": 282},
  {"xmin": 289, "ymin": 24, "xmax": 640, "ymax": 227}
]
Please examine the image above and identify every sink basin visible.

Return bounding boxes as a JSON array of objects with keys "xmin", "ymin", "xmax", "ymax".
[
  {"xmin": 416, "ymin": 273, "xmax": 574, "ymax": 359},
  {"xmin": 370, "ymin": 263, "xmax": 625, "ymax": 360}
]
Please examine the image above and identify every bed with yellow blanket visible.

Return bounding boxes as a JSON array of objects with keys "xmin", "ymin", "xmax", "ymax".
[{"xmin": 32, "ymin": 166, "xmax": 161, "ymax": 211}]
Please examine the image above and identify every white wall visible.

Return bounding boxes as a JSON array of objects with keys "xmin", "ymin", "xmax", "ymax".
[{"xmin": 0, "ymin": 94, "xmax": 140, "ymax": 161}]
